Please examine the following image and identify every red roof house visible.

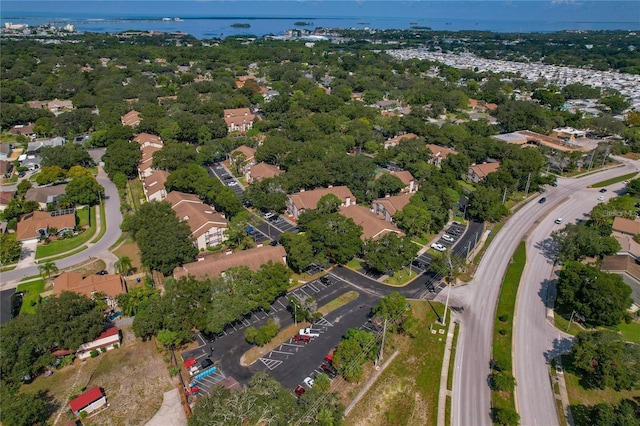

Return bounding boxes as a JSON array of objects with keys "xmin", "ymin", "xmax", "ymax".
[{"xmin": 68, "ymin": 386, "xmax": 106, "ymax": 416}]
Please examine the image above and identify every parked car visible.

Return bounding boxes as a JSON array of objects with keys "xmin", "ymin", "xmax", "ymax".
[
  {"xmin": 294, "ymin": 385, "xmax": 306, "ymax": 397},
  {"xmin": 319, "ymin": 276, "xmax": 332, "ymax": 286},
  {"xmin": 299, "ymin": 327, "xmax": 320, "ymax": 337},
  {"xmin": 321, "ymin": 363, "xmax": 336, "ymax": 377},
  {"xmin": 538, "ymin": 197, "xmax": 546, "ymax": 204},
  {"xmin": 303, "ymin": 376, "xmax": 315, "ymax": 388},
  {"xmin": 200, "ymin": 358, "xmax": 213, "ymax": 369},
  {"xmin": 442, "ymin": 234, "xmax": 454, "ymax": 243},
  {"xmin": 189, "ymin": 365, "xmax": 200, "ymax": 376},
  {"xmin": 292, "ymin": 334, "xmax": 311, "ymax": 344},
  {"xmin": 598, "ymin": 195, "xmax": 605, "ymax": 201},
  {"xmin": 431, "ymin": 243, "xmax": 447, "ymax": 252},
  {"xmin": 96, "ymin": 270, "xmax": 108, "ymax": 275},
  {"xmin": 227, "ymin": 181, "xmax": 238, "ymax": 186},
  {"xmin": 599, "ymin": 188, "xmax": 607, "ymax": 193}
]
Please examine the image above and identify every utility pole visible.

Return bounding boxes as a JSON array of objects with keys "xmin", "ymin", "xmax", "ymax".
[
  {"xmin": 587, "ymin": 149, "xmax": 596, "ymax": 171},
  {"xmin": 376, "ymin": 319, "xmax": 387, "ymax": 367},
  {"xmin": 502, "ymin": 187, "xmax": 508, "ymax": 204},
  {"xmin": 441, "ymin": 255, "xmax": 453, "ymax": 326},
  {"xmin": 524, "ymin": 173, "xmax": 531, "ymax": 197},
  {"xmin": 566, "ymin": 310, "xmax": 576, "ymax": 332},
  {"xmin": 600, "ymin": 148, "xmax": 610, "ymax": 168}
]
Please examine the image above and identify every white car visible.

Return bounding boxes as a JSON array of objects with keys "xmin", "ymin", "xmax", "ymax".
[
  {"xmin": 555, "ymin": 218, "xmax": 563, "ymax": 224},
  {"xmin": 299, "ymin": 327, "xmax": 320, "ymax": 338},
  {"xmin": 442, "ymin": 234, "xmax": 455, "ymax": 243},
  {"xmin": 227, "ymin": 181, "xmax": 238, "ymax": 186},
  {"xmin": 598, "ymin": 195, "xmax": 605, "ymax": 201},
  {"xmin": 303, "ymin": 376, "xmax": 315, "ymax": 388},
  {"xmin": 431, "ymin": 243, "xmax": 447, "ymax": 252}
]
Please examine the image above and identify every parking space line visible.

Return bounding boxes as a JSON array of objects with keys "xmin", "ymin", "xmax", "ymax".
[
  {"xmin": 259, "ymin": 358, "xmax": 283, "ymax": 370},
  {"xmin": 270, "ymin": 350, "xmax": 293, "ymax": 356},
  {"xmin": 242, "ymin": 318, "xmax": 251, "ymax": 327},
  {"xmin": 281, "ymin": 342, "xmax": 304, "ymax": 348},
  {"xmin": 298, "ymin": 288, "xmax": 311, "ymax": 298},
  {"xmin": 314, "ymin": 317, "xmax": 333, "ymax": 327},
  {"xmin": 307, "ymin": 283, "xmax": 320, "ymax": 293},
  {"xmin": 277, "ymin": 299, "xmax": 287, "ymax": 309}
]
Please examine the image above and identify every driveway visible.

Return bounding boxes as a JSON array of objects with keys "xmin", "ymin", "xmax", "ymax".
[{"xmin": 0, "ymin": 165, "xmax": 123, "ymax": 290}]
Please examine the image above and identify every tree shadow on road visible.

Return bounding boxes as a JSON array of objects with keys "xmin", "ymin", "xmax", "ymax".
[
  {"xmin": 537, "ymin": 278, "xmax": 558, "ymax": 310},
  {"xmin": 543, "ymin": 335, "xmax": 573, "ymax": 363},
  {"xmin": 533, "ymin": 237, "xmax": 559, "ymax": 265}
]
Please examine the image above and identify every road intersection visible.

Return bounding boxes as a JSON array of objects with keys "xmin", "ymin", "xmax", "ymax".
[{"xmin": 441, "ymin": 157, "xmax": 640, "ymax": 426}]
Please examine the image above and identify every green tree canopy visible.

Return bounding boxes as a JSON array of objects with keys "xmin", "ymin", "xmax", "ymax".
[
  {"xmin": 363, "ymin": 233, "xmax": 418, "ymax": 274},
  {"xmin": 556, "ymin": 262, "xmax": 632, "ymax": 326}
]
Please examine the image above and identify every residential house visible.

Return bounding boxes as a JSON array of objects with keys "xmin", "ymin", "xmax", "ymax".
[
  {"xmin": 27, "ymin": 137, "xmax": 66, "ymax": 155},
  {"xmin": 612, "ymin": 217, "xmax": 640, "ymax": 237},
  {"xmin": 426, "ymin": 144, "xmax": 459, "ymax": 167},
  {"xmin": 121, "ymin": 110, "xmax": 141, "ymax": 127},
  {"xmin": 15, "ymin": 210, "xmax": 76, "ymax": 242},
  {"xmin": 75, "ymin": 328, "xmax": 121, "ymax": 360},
  {"xmin": 133, "ymin": 132, "xmax": 163, "ymax": 149},
  {"xmin": 466, "ymin": 162, "xmax": 501, "ymax": 183},
  {"xmin": 287, "ymin": 186, "xmax": 356, "ymax": 220},
  {"xmin": 0, "ymin": 190, "xmax": 16, "ymax": 211},
  {"xmin": 245, "ymin": 162, "xmax": 282, "ymax": 184},
  {"xmin": 492, "ymin": 130, "xmax": 588, "ymax": 153},
  {"xmin": 47, "ymin": 99, "xmax": 73, "ymax": 115},
  {"xmin": 385, "ymin": 170, "xmax": 418, "ymax": 194},
  {"xmin": 173, "ymin": 245, "xmax": 287, "ymax": 280},
  {"xmin": 165, "ymin": 191, "xmax": 228, "ymax": 250},
  {"xmin": 8, "ymin": 123, "xmax": 35, "ymax": 139},
  {"xmin": 0, "ymin": 143, "xmax": 12, "ymax": 160},
  {"xmin": 600, "ymin": 255, "xmax": 640, "ymax": 307},
  {"xmin": 234, "ymin": 75, "xmax": 255, "ymax": 88},
  {"xmin": 25, "ymin": 184, "xmax": 67, "ymax": 208},
  {"xmin": 53, "ymin": 272, "xmax": 127, "ymax": 309},
  {"xmin": 27, "ymin": 100, "xmax": 43, "ymax": 109},
  {"xmin": 468, "ymin": 98, "xmax": 498, "ymax": 113},
  {"xmin": 0, "ymin": 160, "xmax": 13, "ymax": 178},
  {"xmin": 230, "ymin": 145, "xmax": 257, "ymax": 172},
  {"xmin": 223, "ymin": 108, "xmax": 255, "ymax": 133},
  {"xmin": 339, "ymin": 205, "xmax": 404, "ymax": 240},
  {"xmin": 68, "ymin": 386, "xmax": 107, "ymax": 416},
  {"xmin": 263, "ymin": 89, "xmax": 280, "ymax": 101},
  {"xmin": 372, "ymin": 193, "xmax": 413, "ymax": 222},
  {"xmin": 384, "ymin": 133, "xmax": 418, "ymax": 149},
  {"xmin": 137, "ymin": 145, "xmax": 162, "ymax": 178},
  {"xmin": 142, "ymin": 170, "xmax": 169, "ymax": 201},
  {"xmin": 20, "ymin": 156, "xmax": 41, "ymax": 172}
]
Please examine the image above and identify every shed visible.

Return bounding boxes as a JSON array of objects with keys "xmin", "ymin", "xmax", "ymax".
[{"xmin": 68, "ymin": 386, "xmax": 106, "ymax": 416}]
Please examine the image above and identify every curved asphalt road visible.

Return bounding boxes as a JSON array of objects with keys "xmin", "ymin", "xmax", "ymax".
[
  {"xmin": 439, "ymin": 157, "xmax": 640, "ymax": 426},
  {"xmin": 0, "ymin": 166, "xmax": 123, "ymax": 288}
]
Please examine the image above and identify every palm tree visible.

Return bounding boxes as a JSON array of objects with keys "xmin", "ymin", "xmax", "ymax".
[
  {"xmin": 114, "ymin": 256, "xmax": 133, "ymax": 276},
  {"xmin": 38, "ymin": 261, "xmax": 59, "ymax": 284}
]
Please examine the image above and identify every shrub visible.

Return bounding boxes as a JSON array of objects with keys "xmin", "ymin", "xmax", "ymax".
[
  {"xmin": 492, "ymin": 359, "xmax": 510, "ymax": 372},
  {"xmin": 89, "ymin": 350, "xmax": 99, "ymax": 358},
  {"xmin": 498, "ymin": 314, "xmax": 509, "ymax": 322},
  {"xmin": 493, "ymin": 407, "xmax": 520, "ymax": 425},
  {"xmin": 254, "ymin": 319, "xmax": 279, "ymax": 346},
  {"xmin": 79, "ymin": 411, "xmax": 88, "ymax": 419},
  {"xmin": 490, "ymin": 372, "xmax": 516, "ymax": 392},
  {"xmin": 168, "ymin": 366, "xmax": 180, "ymax": 376},
  {"xmin": 244, "ymin": 326, "xmax": 258, "ymax": 344},
  {"xmin": 113, "ymin": 343, "xmax": 119, "ymax": 349},
  {"xmin": 100, "ymin": 347, "xmax": 107, "ymax": 353}
]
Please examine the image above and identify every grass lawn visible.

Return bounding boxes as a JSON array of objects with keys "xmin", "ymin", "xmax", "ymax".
[
  {"xmin": 77, "ymin": 206, "xmax": 90, "ymax": 227},
  {"xmin": 21, "ymin": 326, "xmax": 174, "ymax": 426},
  {"xmin": 562, "ymin": 353, "xmax": 640, "ymax": 420},
  {"xmin": 590, "ymin": 172, "xmax": 638, "ymax": 188},
  {"xmin": 90, "ymin": 201, "xmax": 107, "ymax": 243},
  {"xmin": 614, "ymin": 321, "xmax": 640, "ymax": 343},
  {"xmin": 343, "ymin": 300, "xmax": 446, "ymax": 426},
  {"xmin": 492, "ymin": 241, "xmax": 526, "ymax": 413},
  {"xmin": 128, "ymin": 178, "xmax": 145, "ymax": 211},
  {"xmin": 36, "ymin": 208, "xmax": 96, "ymax": 259},
  {"xmin": 113, "ymin": 239, "xmax": 143, "ymax": 273},
  {"xmin": 16, "ymin": 279, "xmax": 45, "ymax": 314},
  {"xmin": 383, "ymin": 267, "xmax": 419, "ymax": 286},
  {"xmin": 346, "ymin": 259, "xmax": 363, "ymax": 270},
  {"xmin": 553, "ymin": 310, "xmax": 584, "ymax": 336}
]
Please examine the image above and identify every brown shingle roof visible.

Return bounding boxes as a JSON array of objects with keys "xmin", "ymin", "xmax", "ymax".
[
  {"xmin": 53, "ymin": 272, "xmax": 126, "ymax": 299},
  {"xmin": 0, "ymin": 190, "xmax": 16, "ymax": 206},
  {"xmin": 143, "ymin": 170, "xmax": 169, "ymax": 190},
  {"xmin": 231, "ymin": 145, "xmax": 256, "ymax": 159},
  {"xmin": 173, "ymin": 245, "xmax": 287, "ymax": 280},
  {"xmin": 289, "ymin": 186, "xmax": 355, "ymax": 211},
  {"xmin": 223, "ymin": 108, "xmax": 256, "ymax": 128},
  {"xmin": 373, "ymin": 194, "xmax": 412, "ymax": 217},
  {"xmin": 390, "ymin": 170, "xmax": 414, "ymax": 186},
  {"xmin": 470, "ymin": 162, "xmax": 501, "ymax": 179},
  {"xmin": 167, "ymin": 191, "xmax": 227, "ymax": 239},
  {"xmin": 248, "ymin": 162, "xmax": 281, "ymax": 182},
  {"xmin": 339, "ymin": 205, "xmax": 404, "ymax": 240},
  {"xmin": 165, "ymin": 190, "xmax": 201, "ymax": 206},
  {"xmin": 140, "ymin": 146, "xmax": 161, "ymax": 163},
  {"xmin": 25, "ymin": 184, "xmax": 67, "ymax": 204},
  {"xmin": 134, "ymin": 132, "xmax": 163, "ymax": 146},
  {"xmin": 426, "ymin": 144, "xmax": 458, "ymax": 160},
  {"xmin": 385, "ymin": 133, "xmax": 418, "ymax": 146},
  {"xmin": 612, "ymin": 217, "xmax": 640, "ymax": 236},
  {"xmin": 121, "ymin": 110, "xmax": 141, "ymax": 127},
  {"xmin": 16, "ymin": 210, "xmax": 76, "ymax": 241}
]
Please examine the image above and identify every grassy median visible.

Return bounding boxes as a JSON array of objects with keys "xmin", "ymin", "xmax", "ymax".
[{"xmin": 491, "ymin": 241, "xmax": 526, "ymax": 423}]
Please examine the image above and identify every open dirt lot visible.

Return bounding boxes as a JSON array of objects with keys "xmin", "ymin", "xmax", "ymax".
[{"xmin": 23, "ymin": 325, "xmax": 175, "ymax": 426}]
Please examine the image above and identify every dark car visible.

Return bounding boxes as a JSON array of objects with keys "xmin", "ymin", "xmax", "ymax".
[
  {"xmin": 294, "ymin": 385, "xmax": 306, "ymax": 397},
  {"xmin": 319, "ymin": 276, "xmax": 332, "ymax": 286},
  {"xmin": 96, "ymin": 270, "xmax": 108, "ymax": 275},
  {"xmin": 538, "ymin": 197, "xmax": 547, "ymax": 204},
  {"xmin": 200, "ymin": 358, "xmax": 213, "ymax": 369},
  {"xmin": 321, "ymin": 363, "xmax": 337, "ymax": 377},
  {"xmin": 599, "ymin": 188, "xmax": 607, "ymax": 193},
  {"xmin": 269, "ymin": 240, "xmax": 278, "ymax": 246}
]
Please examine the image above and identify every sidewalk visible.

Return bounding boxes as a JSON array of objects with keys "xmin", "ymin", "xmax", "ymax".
[
  {"xmin": 145, "ymin": 388, "xmax": 187, "ymax": 426},
  {"xmin": 437, "ymin": 319, "xmax": 457, "ymax": 426}
]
